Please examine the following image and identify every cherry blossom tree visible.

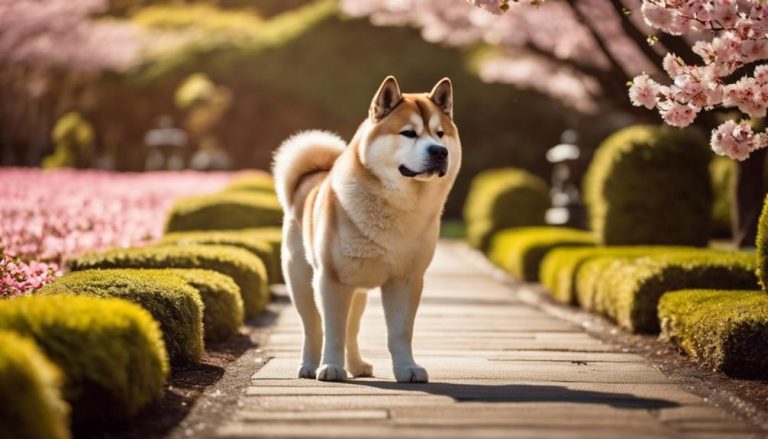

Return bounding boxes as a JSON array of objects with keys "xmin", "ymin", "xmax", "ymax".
[
  {"xmin": 344, "ymin": 0, "xmax": 768, "ymax": 245},
  {"xmin": 0, "ymin": 0, "xmax": 145, "ymax": 166}
]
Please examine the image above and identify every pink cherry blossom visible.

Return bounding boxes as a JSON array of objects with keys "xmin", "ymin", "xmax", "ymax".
[
  {"xmin": 711, "ymin": 120, "xmax": 755, "ymax": 161},
  {"xmin": 629, "ymin": 74, "xmax": 660, "ymax": 109},
  {"xmin": 0, "ymin": 169, "xmax": 238, "ymax": 297},
  {"xmin": 659, "ymin": 101, "xmax": 699, "ymax": 127}
]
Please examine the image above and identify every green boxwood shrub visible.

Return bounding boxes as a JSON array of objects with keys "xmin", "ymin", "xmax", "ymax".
[
  {"xmin": 575, "ymin": 257, "xmax": 623, "ymax": 312},
  {"xmin": 462, "ymin": 168, "xmax": 550, "ymax": 251},
  {"xmin": 159, "ymin": 228, "xmax": 282, "ymax": 284},
  {"xmin": 167, "ymin": 269, "xmax": 243, "ymax": 342},
  {"xmin": 39, "ymin": 270, "xmax": 204, "ymax": 364},
  {"xmin": 487, "ymin": 226, "xmax": 595, "ymax": 282},
  {"xmin": 710, "ymin": 157, "xmax": 735, "ymax": 238},
  {"xmin": 583, "ymin": 125, "xmax": 712, "ymax": 246},
  {"xmin": 165, "ymin": 192, "xmax": 282, "ymax": 233},
  {"xmin": 222, "ymin": 172, "xmax": 275, "ymax": 194},
  {"xmin": 540, "ymin": 246, "xmax": 696, "ymax": 305},
  {"xmin": 0, "ymin": 296, "xmax": 168, "ymax": 423},
  {"xmin": 593, "ymin": 252, "xmax": 758, "ymax": 333},
  {"xmin": 659, "ymin": 289, "xmax": 768, "ymax": 378},
  {"xmin": 756, "ymin": 194, "xmax": 768, "ymax": 290},
  {"xmin": 68, "ymin": 245, "xmax": 268, "ymax": 319},
  {"xmin": 0, "ymin": 331, "xmax": 70, "ymax": 439}
]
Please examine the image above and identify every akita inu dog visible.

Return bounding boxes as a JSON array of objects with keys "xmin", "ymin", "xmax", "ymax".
[{"xmin": 272, "ymin": 76, "xmax": 461, "ymax": 382}]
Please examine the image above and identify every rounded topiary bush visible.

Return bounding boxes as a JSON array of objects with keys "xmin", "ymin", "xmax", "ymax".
[
  {"xmin": 757, "ymin": 194, "xmax": 768, "ymax": 291},
  {"xmin": 583, "ymin": 125, "xmax": 712, "ymax": 246},
  {"xmin": 159, "ymin": 229, "xmax": 281, "ymax": 284},
  {"xmin": 167, "ymin": 269, "xmax": 244, "ymax": 342},
  {"xmin": 165, "ymin": 192, "xmax": 282, "ymax": 233},
  {"xmin": 222, "ymin": 172, "xmax": 275, "ymax": 194},
  {"xmin": 0, "ymin": 296, "xmax": 168, "ymax": 424},
  {"xmin": 39, "ymin": 270, "xmax": 204, "ymax": 364},
  {"xmin": 0, "ymin": 331, "xmax": 70, "ymax": 439},
  {"xmin": 68, "ymin": 245, "xmax": 269, "ymax": 318},
  {"xmin": 463, "ymin": 168, "xmax": 550, "ymax": 251}
]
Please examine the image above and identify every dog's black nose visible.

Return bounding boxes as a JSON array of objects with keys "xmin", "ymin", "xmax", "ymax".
[{"xmin": 427, "ymin": 145, "xmax": 448, "ymax": 160}]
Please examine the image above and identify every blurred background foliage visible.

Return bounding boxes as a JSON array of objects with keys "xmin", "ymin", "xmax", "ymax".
[{"xmin": 1, "ymin": 0, "xmax": 633, "ymax": 215}]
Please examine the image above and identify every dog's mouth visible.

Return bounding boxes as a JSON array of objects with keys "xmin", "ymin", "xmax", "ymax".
[{"xmin": 399, "ymin": 164, "xmax": 447, "ymax": 179}]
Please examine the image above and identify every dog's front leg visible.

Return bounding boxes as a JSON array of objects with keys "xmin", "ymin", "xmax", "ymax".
[
  {"xmin": 315, "ymin": 273, "xmax": 354, "ymax": 381},
  {"xmin": 381, "ymin": 277, "xmax": 428, "ymax": 383}
]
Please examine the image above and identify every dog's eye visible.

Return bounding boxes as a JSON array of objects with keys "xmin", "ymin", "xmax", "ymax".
[
  {"xmin": 399, "ymin": 130, "xmax": 418, "ymax": 138},
  {"xmin": 436, "ymin": 131, "xmax": 445, "ymax": 139}
]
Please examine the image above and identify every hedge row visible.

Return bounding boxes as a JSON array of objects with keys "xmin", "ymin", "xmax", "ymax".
[
  {"xmin": 0, "ymin": 331, "xmax": 70, "ymax": 439},
  {"xmin": 590, "ymin": 252, "xmax": 758, "ymax": 333},
  {"xmin": 68, "ymin": 245, "xmax": 268, "ymax": 319},
  {"xmin": 222, "ymin": 172, "xmax": 276, "ymax": 194},
  {"xmin": 160, "ymin": 228, "xmax": 283, "ymax": 283},
  {"xmin": 1, "ymin": 172, "xmax": 287, "ymax": 438},
  {"xmin": 0, "ymin": 295, "xmax": 168, "ymax": 424},
  {"xmin": 659, "ymin": 289, "xmax": 768, "ymax": 378},
  {"xmin": 540, "ymin": 246, "xmax": 695, "ymax": 305},
  {"xmin": 488, "ymin": 226, "xmax": 595, "ymax": 282},
  {"xmin": 165, "ymin": 191, "xmax": 282, "ymax": 233}
]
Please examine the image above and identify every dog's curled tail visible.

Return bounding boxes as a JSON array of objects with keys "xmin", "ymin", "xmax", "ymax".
[{"xmin": 272, "ymin": 130, "xmax": 346, "ymax": 209}]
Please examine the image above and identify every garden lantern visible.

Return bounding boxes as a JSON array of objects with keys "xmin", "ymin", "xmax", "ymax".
[
  {"xmin": 144, "ymin": 115, "xmax": 189, "ymax": 171},
  {"xmin": 545, "ymin": 129, "xmax": 585, "ymax": 228}
]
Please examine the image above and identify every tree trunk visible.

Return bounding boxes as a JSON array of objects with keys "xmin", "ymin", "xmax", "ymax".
[{"xmin": 733, "ymin": 147, "xmax": 767, "ymax": 247}]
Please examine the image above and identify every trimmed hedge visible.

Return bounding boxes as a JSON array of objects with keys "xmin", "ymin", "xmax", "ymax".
[
  {"xmin": 659, "ymin": 289, "xmax": 768, "ymax": 378},
  {"xmin": 0, "ymin": 296, "xmax": 168, "ymax": 423},
  {"xmin": 541, "ymin": 246, "xmax": 695, "ymax": 305},
  {"xmin": 463, "ymin": 168, "xmax": 550, "ymax": 250},
  {"xmin": 165, "ymin": 192, "xmax": 282, "ymax": 233},
  {"xmin": 593, "ymin": 252, "xmax": 758, "ymax": 333},
  {"xmin": 0, "ymin": 331, "xmax": 70, "ymax": 439},
  {"xmin": 583, "ymin": 125, "xmax": 712, "ymax": 246},
  {"xmin": 710, "ymin": 157, "xmax": 735, "ymax": 238},
  {"xmin": 159, "ymin": 228, "xmax": 282, "ymax": 284},
  {"xmin": 757, "ymin": 194, "xmax": 768, "ymax": 290},
  {"xmin": 487, "ymin": 226, "xmax": 595, "ymax": 282},
  {"xmin": 222, "ymin": 172, "xmax": 275, "ymax": 194},
  {"xmin": 167, "ymin": 269, "xmax": 243, "ymax": 342},
  {"xmin": 68, "ymin": 245, "xmax": 268, "ymax": 319},
  {"xmin": 40, "ymin": 270, "xmax": 204, "ymax": 364}
]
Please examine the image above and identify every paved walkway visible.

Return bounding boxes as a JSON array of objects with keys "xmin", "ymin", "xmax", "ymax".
[{"xmin": 215, "ymin": 241, "xmax": 759, "ymax": 438}]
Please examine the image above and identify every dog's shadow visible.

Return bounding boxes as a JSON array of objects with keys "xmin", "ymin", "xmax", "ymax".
[{"xmin": 351, "ymin": 380, "xmax": 679, "ymax": 410}]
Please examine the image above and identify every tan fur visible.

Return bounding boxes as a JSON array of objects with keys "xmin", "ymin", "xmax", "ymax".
[{"xmin": 272, "ymin": 77, "xmax": 461, "ymax": 382}]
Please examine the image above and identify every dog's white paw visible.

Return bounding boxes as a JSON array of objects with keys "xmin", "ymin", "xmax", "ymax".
[
  {"xmin": 297, "ymin": 363, "xmax": 317, "ymax": 379},
  {"xmin": 394, "ymin": 364, "xmax": 429, "ymax": 383},
  {"xmin": 316, "ymin": 364, "xmax": 348, "ymax": 382},
  {"xmin": 347, "ymin": 360, "xmax": 374, "ymax": 378}
]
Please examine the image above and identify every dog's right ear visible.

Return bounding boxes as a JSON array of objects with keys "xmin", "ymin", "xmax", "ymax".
[{"xmin": 370, "ymin": 76, "xmax": 402, "ymax": 121}]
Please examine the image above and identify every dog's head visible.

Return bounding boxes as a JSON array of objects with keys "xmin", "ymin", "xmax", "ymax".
[{"xmin": 359, "ymin": 76, "xmax": 461, "ymax": 184}]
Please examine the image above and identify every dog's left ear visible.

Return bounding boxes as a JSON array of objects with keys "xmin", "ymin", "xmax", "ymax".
[
  {"xmin": 429, "ymin": 78, "xmax": 453, "ymax": 119},
  {"xmin": 370, "ymin": 76, "xmax": 402, "ymax": 121}
]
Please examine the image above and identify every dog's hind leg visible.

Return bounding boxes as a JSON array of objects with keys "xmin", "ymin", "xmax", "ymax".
[
  {"xmin": 345, "ymin": 290, "xmax": 373, "ymax": 377},
  {"xmin": 283, "ymin": 229, "xmax": 322, "ymax": 379}
]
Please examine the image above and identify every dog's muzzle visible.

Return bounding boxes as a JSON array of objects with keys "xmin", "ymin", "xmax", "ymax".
[{"xmin": 399, "ymin": 145, "xmax": 449, "ymax": 178}]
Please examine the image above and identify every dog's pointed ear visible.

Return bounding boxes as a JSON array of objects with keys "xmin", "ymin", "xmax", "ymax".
[
  {"xmin": 429, "ymin": 78, "xmax": 453, "ymax": 119},
  {"xmin": 370, "ymin": 76, "xmax": 402, "ymax": 121}
]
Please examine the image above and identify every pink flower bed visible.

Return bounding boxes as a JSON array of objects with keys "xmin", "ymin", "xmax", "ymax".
[{"xmin": 0, "ymin": 168, "xmax": 235, "ymax": 297}]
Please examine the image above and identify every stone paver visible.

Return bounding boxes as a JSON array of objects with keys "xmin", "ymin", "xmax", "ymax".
[{"xmin": 215, "ymin": 241, "xmax": 760, "ymax": 438}]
